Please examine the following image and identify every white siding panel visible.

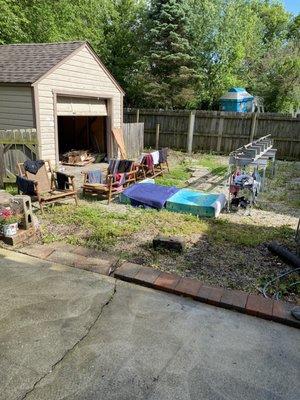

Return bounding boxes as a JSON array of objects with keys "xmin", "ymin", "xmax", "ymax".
[
  {"xmin": 37, "ymin": 45, "xmax": 123, "ymax": 163},
  {"xmin": 0, "ymin": 86, "xmax": 35, "ymax": 129}
]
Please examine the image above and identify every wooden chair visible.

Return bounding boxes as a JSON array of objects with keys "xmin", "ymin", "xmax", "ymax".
[
  {"xmin": 137, "ymin": 149, "xmax": 170, "ymax": 180},
  {"xmin": 17, "ymin": 160, "xmax": 78, "ymax": 214},
  {"xmin": 82, "ymin": 160, "xmax": 137, "ymax": 204}
]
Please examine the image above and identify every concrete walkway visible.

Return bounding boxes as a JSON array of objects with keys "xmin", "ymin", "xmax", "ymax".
[{"xmin": 0, "ymin": 249, "xmax": 299, "ymax": 400}]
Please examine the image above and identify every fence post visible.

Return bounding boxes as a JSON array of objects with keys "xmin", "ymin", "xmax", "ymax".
[
  {"xmin": 217, "ymin": 114, "xmax": 224, "ymax": 153},
  {"xmin": 136, "ymin": 109, "xmax": 140, "ymax": 123},
  {"xmin": 155, "ymin": 123, "xmax": 160, "ymax": 149},
  {"xmin": 187, "ymin": 110, "xmax": 196, "ymax": 154},
  {"xmin": 249, "ymin": 112, "xmax": 257, "ymax": 142}
]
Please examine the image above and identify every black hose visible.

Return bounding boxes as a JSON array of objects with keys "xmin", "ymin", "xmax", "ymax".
[{"xmin": 268, "ymin": 241, "xmax": 300, "ymax": 268}]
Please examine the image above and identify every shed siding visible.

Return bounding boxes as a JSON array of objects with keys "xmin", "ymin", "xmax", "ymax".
[
  {"xmin": 36, "ymin": 45, "xmax": 123, "ymax": 163},
  {"xmin": 0, "ymin": 86, "xmax": 35, "ymax": 129}
]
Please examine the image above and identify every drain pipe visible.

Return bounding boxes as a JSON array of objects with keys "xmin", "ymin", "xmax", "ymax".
[{"xmin": 268, "ymin": 242, "xmax": 300, "ymax": 268}]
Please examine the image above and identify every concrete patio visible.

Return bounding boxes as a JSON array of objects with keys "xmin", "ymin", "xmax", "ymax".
[{"xmin": 0, "ymin": 248, "xmax": 299, "ymax": 400}]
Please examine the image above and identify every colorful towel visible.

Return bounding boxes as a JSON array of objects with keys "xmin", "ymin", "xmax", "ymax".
[
  {"xmin": 142, "ymin": 154, "xmax": 154, "ymax": 169},
  {"xmin": 87, "ymin": 170, "xmax": 103, "ymax": 184},
  {"xmin": 108, "ymin": 159, "xmax": 120, "ymax": 175}
]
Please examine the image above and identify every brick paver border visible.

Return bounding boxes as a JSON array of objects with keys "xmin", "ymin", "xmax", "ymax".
[
  {"xmin": 114, "ymin": 263, "xmax": 299, "ymax": 329},
  {"xmin": 15, "ymin": 243, "xmax": 299, "ymax": 329}
]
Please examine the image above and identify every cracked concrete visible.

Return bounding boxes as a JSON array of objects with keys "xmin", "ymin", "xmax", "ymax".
[
  {"xmin": 21, "ymin": 281, "xmax": 117, "ymax": 400},
  {"xmin": 0, "ymin": 248, "xmax": 299, "ymax": 400}
]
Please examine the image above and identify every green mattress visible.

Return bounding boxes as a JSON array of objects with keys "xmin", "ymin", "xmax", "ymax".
[{"xmin": 166, "ymin": 189, "xmax": 226, "ymax": 218}]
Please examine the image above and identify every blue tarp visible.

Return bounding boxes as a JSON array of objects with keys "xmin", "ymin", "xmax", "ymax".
[{"xmin": 122, "ymin": 183, "xmax": 179, "ymax": 209}]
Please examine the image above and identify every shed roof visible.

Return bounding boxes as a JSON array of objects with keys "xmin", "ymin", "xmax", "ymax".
[{"xmin": 0, "ymin": 41, "xmax": 85, "ymax": 84}]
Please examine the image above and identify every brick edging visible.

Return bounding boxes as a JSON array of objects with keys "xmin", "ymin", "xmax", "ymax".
[{"xmin": 114, "ymin": 263, "xmax": 299, "ymax": 329}]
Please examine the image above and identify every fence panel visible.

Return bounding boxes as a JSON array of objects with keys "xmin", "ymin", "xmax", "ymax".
[
  {"xmin": 124, "ymin": 109, "xmax": 300, "ymax": 160},
  {"xmin": 0, "ymin": 128, "xmax": 38, "ymax": 186},
  {"xmin": 123, "ymin": 122, "xmax": 144, "ymax": 160}
]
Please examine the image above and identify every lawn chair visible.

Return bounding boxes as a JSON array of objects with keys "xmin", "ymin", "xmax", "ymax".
[
  {"xmin": 82, "ymin": 159, "xmax": 137, "ymax": 204},
  {"xmin": 137, "ymin": 148, "xmax": 170, "ymax": 180},
  {"xmin": 17, "ymin": 160, "xmax": 78, "ymax": 214}
]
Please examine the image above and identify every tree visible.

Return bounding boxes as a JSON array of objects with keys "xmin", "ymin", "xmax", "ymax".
[
  {"xmin": 144, "ymin": 0, "xmax": 200, "ymax": 108},
  {"xmin": 0, "ymin": 0, "xmax": 28, "ymax": 44},
  {"xmin": 189, "ymin": 0, "xmax": 263, "ymax": 108},
  {"xmin": 0, "ymin": 0, "xmax": 298, "ymax": 111},
  {"xmin": 100, "ymin": 0, "xmax": 147, "ymax": 106}
]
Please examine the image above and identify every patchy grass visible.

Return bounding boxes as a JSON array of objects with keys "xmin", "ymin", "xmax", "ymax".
[
  {"xmin": 156, "ymin": 152, "xmax": 227, "ymax": 187},
  {"xmin": 38, "ymin": 152, "xmax": 299, "ymax": 301},
  {"xmin": 156, "ymin": 164, "xmax": 190, "ymax": 187},
  {"xmin": 259, "ymin": 161, "xmax": 300, "ymax": 212},
  {"xmin": 191, "ymin": 153, "xmax": 228, "ymax": 176},
  {"xmin": 42, "ymin": 202, "xmax": 294, "ymax": 250},
  {"xmin": 4, "ymin": 183, "xmax": 18, "ymax": 196}
]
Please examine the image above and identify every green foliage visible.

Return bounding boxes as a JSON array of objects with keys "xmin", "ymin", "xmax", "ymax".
[
  {"xmin": 143, "ymin": 0, "xmax": 200, "ymax": 108},
  {"xmin": 0, "ymin": 0, "xmax": 28, "ymax": 44},
  {"xmin": 0, "ymin": 0, "xmax": 298, "ymax": 112}
]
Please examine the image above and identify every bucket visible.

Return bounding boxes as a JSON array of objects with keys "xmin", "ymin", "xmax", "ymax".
[{"xmin": 3, "ymin": 222, "xmax": 18, "ymax": 237}]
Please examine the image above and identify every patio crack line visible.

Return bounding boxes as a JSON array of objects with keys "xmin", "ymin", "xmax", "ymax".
[{"xmin": 20, "ymin": 279, "xmax": 117, "ymax": 400}]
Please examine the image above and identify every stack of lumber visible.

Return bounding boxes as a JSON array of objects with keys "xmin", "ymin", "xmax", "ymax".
[{"xmin": 61, "ymin": 150, "xmax": 95, "ymax": 166}]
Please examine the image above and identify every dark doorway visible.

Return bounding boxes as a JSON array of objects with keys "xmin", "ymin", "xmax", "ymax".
[{"xmin": 57, "ymin": 116, "xmax": 107, "ymax": 159}]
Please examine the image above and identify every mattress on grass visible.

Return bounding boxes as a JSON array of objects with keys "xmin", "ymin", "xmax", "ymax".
[
  {"xmin": 120, "ymin": 183, "xmax": 179, "ymax": 209},
  {"xmin": 166, "ymin": 189, "xmax": 226, "ymax": 218}
]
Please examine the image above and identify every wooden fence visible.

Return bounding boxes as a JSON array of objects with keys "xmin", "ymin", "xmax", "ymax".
[
  {"xmin": 0, "ymin": 128, "xmax": 38, "ymax": 187},
  {"xmin": 123, "ymin": 122, "xmax": 144, "ymax": 159},
  {"xmin": 124, "ymin": 109, "xmax": 300, "ymax": 160}
]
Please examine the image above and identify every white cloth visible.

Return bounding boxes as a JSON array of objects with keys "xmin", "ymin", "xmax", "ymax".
[{"xmin": 151, "ymin": 151, "xmax": 160, "ymax": 165}]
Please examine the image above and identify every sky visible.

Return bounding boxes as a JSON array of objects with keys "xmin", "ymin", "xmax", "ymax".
[{"xmin": 282, "ymin": 0, "xmax": 300, "ymax": 14}]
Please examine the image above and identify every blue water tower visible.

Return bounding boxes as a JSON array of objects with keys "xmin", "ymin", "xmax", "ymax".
[{"xmin": 220, "ymin": 87, "xmax": 254, "ymax": 112}]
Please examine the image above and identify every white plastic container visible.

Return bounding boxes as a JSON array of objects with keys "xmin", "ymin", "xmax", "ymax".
[{"xmin": 3, "ymin": 222, "xmax": 18, "ymax": 237}]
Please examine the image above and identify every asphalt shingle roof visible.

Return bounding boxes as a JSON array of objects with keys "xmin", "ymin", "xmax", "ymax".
[{"xmin": 0, "ymin": 42, "xmax": 84, "ymax": 84}]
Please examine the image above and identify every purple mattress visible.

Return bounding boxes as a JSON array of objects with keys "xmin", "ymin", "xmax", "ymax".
[{"xmin": 122, "ymin": 183, "xmax": 179, "ymax": 209}]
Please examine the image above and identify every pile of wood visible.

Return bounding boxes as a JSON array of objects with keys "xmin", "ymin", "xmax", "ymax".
[{"xmin": 61, "ymin": 150, "xmax": 95, "ymax": 166}]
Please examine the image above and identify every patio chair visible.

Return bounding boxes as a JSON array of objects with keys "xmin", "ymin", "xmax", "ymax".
[
  {"xmin": 137, "ymin": 148, "xmax": 170, "ymax": 180},
  {"xmin": 82, "ymin": 159, "xmax": 137, "ymax": 204},
  {"xmin": 17, "ymin": 160, "xmax": 78, "ymax": 214}
]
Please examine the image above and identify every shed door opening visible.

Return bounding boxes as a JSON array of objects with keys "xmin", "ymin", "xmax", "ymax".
[
  {"xmin": 56, "ymin": 96, "xmax": 108, "ymax": 161},
  {"xmin": 57, "ymin": 116, "xmax": 107, "ymax": 159}
]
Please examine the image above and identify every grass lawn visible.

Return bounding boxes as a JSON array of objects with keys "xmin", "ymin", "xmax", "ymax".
[{"xmin": 38, "ymin": 151, "xmax": 300, "ymax": 302}]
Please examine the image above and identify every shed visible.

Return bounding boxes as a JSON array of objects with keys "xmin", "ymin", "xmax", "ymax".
[
  {"xmin": 220, "ymin": 87, "xmax": 254, "ymax": 112},
  {"xmin": 0, "ymin": 41, "xmax": 124, "ymax": 165}
]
